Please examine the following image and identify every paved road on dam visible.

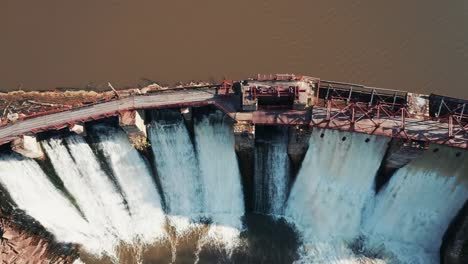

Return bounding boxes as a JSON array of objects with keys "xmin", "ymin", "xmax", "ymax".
[{"xmin": 0, "ymin": 88, "xmax": 217, "ymax": 142}]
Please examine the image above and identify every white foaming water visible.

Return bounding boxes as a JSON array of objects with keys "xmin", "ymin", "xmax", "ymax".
[
  {"xmin": 148, "ymin": 112, "xmax": 204, "ymax": 230},
  {"xmin": 294, "ymin": 243, "xmax": 386, "ymax": 264},
  {"xmin": 285, "ymin": 129, "xmax": 389, "ymax": 263},
  {"xmin": 194, "ymin": 112, "xmax": 245, "ymax": 249},
  {"xmin": 42, "ymin": 136, "xmax": 135, "ymax": 255},
  {"xmin": 92, "ymin": 125, "xmax": 166, "ymax": 243},
  {"xmin": 0, "ymin": 154, "xmax": 106, "ymax": 256},
  {"xmin": 1, "ymin": 116, "xmax": 466, "ymax": 264},
  {"xmin": 254, "ymin": 127, "xmax": 290, "ymax": 215},
  {"xmin": 73, "ymin": 259, "xmax": 85, "ymax": 264},
  {"xmin": 363, "ymin": 146, "xmax": 468, "ymax": 264}
]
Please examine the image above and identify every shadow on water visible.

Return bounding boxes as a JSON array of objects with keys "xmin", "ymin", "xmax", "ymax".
[
  {"xmin": 230, "ymin": 213, "xmax": 300, "ymax": 264},
  {"xmin": 77, "ymin": 213, "xmax": 299, "ymax": 264},
  {"xmin": 194, "ymin": 213, "xmax": 300, "ymax": 264}
]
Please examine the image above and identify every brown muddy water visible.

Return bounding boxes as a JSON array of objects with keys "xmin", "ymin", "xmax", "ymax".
[
  {"xmin": 1, "ymin": 1, "xmax": 467, "ymax": 98},
  {"xmin": 79, "ymin": 214, "xmax": 299, "ymax": 264}
]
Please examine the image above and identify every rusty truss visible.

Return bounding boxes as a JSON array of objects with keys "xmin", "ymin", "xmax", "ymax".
[{"xmin": 313, "ymin": 81, "xmax": 467, "ymax": 148}]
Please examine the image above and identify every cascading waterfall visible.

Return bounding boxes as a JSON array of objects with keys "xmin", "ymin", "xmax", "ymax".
[
  {"xmin": 90, "ymin": 125, "xmax": 166, "ymax": 243},
  {"xmin": 42, "ymin": 136, "xmax": 135, "ymax": 257},
  {"xmin": 148, "ymin": 110, "xmax": 204, "ymax": 234},
  {"xmin": 285, "ymin": 129, "xmax": 390, "ymax": 263},
  {"xmin": 149, "ymin": 109, "xmax": 245, "ymax": 251},
  {"xmin": 363, "ymin": 146, "xmax": 468, "ymax": 264},
  {"xmin": 0, "ymin": 109, "xmax": 467, "ymax": 264},
  {"xmin": 0, "ymin": 154, "xmax": 104, "ymax": 256},
  {"xmin": 194, "ymin": 111, "xmax": 245, "ymax": 248},
  {"xmin": 254, "ymin": 126, "xmax": 290, "ymax": 215}
]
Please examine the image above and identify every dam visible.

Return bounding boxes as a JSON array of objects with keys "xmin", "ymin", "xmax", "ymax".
[
  {"xmin": 1, "ymin": 74, "xmax": 466, "ymax": 152},
  {"xmin": 0, "ymin": 74, "xmax": 467, "ymax": 264}
]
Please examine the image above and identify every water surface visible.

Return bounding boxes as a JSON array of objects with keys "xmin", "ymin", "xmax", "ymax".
[{"xmin": 1, "ymin": 1, "xmax": 467, "ymax": 96}]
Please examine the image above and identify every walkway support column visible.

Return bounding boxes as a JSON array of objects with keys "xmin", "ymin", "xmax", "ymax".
[
  {"xmin": 287, "ymin": 125, "xmax": 312, "ymax": 179},
  {"xmin": 69, "ymin": 122, "xmax": 86, "ymax": 136},
  {"xmin": 11, "ymin": 134, "xmax": 44, "ymax": 159},
  {"xmin": 234, "ymin": 122, "xmax": 255, "ymax": 211},
  {"xmin": 375, "ymin": 138, "xmax": 428, "ymax": 191},
  {"xmin": 119, "ymin": 110, "xmax": 148, "ymax": 150}
]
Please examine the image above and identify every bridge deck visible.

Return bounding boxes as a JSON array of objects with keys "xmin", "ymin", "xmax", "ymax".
[{"xmin": 0, "ymin": 88, "xmax": 217, "ymax": 144}]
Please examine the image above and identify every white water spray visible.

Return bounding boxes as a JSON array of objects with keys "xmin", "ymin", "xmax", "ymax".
[
  {"xmin": 92, "ymin": 125, "xmax": 166, "ymax": 243},
  {"xmin": 0, "ymin": 154, "xmax": 106, "ymax": 256},
  {"xmin": 363, "ymin": 146, "xmax": 468, "ymax": 264},
  {"xmin": 148, "ymin": 111, "xmax": 203, "ymax": 228},
  {"xmin": 0, "ymin": 114, "xmax": 466, "ymax": 264},
  {"xmin": 285, "ymin": 129, "xmax": 389, "ymax": 263},
  {"xmin": 194, "ymin": 112, "xmax": 245, "ymax": 249},
  {"xmin": 42, "ymin": 136, "xmax": 136, "ymax": 254}
]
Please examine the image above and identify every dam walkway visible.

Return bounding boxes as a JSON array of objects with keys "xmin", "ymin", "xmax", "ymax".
[{"xmin": 0, "ymin": 85, "xmax": 466, "ymax": 149}]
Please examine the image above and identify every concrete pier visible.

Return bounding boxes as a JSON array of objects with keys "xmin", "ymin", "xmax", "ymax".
[
  {"xmin": 383, "ymin": 139, "xmax": 428, "ymax": 170},
  {"xmin": 376, "ymin": 138, "xmax": 428, "ymax": 191},
  {"xmin": 234, "ymin": 122, "xmax": 256, "ymax": 211},
  {"xmin": 234, "ymin": 122, "xmax": 255, "ymax": 152},
  {"xmin": 11, "ymin": 134, "xmax": 44, "ymax": 159},
  {"xmin": 287, "ymin": 125, "xmax": 312, "ymax": 178},
  {"xmin": 180, "ymin": 107, "xmax": 195, "ymax": 136},
  {"xmin": 69, "ymin": 122, "xmax": 86, "ymax": 136},
  {"xmin": 119, "ymin": 110, "xmax": 146, "ymax": 137},
  {"xmin": 119, "ymin": 110, "xmax": 148, "ymax": 149},
  {"xmin": 180, "ymin": 107, "xmax": 192, "ymax": 122}
]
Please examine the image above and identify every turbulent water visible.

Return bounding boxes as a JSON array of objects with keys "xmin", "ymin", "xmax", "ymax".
[
  {"xmin": 193, "ymin": 112, "xmax": 244, "ymax": 247},
  {"xmin": 42, "ymin": 136, "xmax": 135, "ymax": 258},
  {"xmin": 148, "ymin": 110, "xmax": 204, "ymax": 233},
  {"xmin": 285, "ymin": 129, "xmax": 390, "ymax": 263},
  {"xmin": 363, "ymin": 147, "xmax": 468, "ymax": 264},
  {"xmin": 0, "ymin": 154, "xmax": 104, "ymax": 255},
  {"xmin": 0, "ymin": 109, "xmax": 467, "ymax": 264},
  {"xmin": 148, "ymin": 110, "xmax": 244, "ymax": 253}
]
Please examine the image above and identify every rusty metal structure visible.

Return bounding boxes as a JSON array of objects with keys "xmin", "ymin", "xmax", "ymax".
[
  {"xmin": 0, "ymin": 74, "xmax": 466, "ymax": 150},
  {"xmin": 313, "ymin": 81, "xmax": 467, "ymax": 148}
]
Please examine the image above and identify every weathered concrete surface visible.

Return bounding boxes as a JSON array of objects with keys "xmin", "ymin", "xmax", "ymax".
[
  {"xmin": 442, "ymin": 202, "xmax": 468, "ymax": 264},
  {"xmin": 287, "ymin": 125, "xmax": 312, "ymax": 179},
  {"xmin": 375, "ymin": 138, "xmax": 428, "ymax": 191},
  {"xmin": 252, "ymin": 110, "xmax": 311, "ymax": 126},
  {"xmin": 119, "ymin": 109, "xmax": 147, "ymax": 137},
  {"xmin": 119, "ymin": 109, "xmax": 149, "ymax": 150},
  {"xmin": 234, "ymin": 122, "xmax": 255, "ymax": 211},
  {"xmin": 234, "ymin": 122, "xmax": 255, "ymax": 153},
  {"xmin": 11, "ymin": 134, "xmax": 44, "ymax": 159},
  {"xmin": 383, "ymin": 138, "xmax": 428, "ymax": 170},
  {"xmin": 180, "ymin": 107, "xmax": 192, "ymax": 122},
  {"xmin": 181, "ymin": 107, "xmax": 194, "ymax": 137}
]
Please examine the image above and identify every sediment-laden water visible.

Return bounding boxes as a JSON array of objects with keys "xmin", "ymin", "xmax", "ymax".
[{"xmin": 0, "ymin": 108, "xmax": 467, "ymax": 264}]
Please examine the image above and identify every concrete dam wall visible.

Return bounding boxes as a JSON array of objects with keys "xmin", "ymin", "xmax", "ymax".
[
  {"xmin": 0, "ymin": 105, "xmax": 466, "ymax": 264},
  {"xmin": 0, "ymin": 75, "xmax": 467, "ymax": 263}
]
